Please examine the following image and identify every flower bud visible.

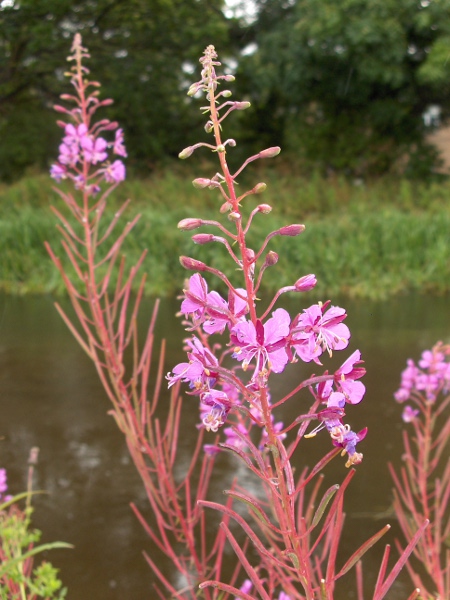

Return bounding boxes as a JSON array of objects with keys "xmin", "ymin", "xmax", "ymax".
[
  {"xmin": 259, "ymin": 147, "xmax": 281, "ymax": 159},
  {"xmin": 295, "ymin": 274, "xmax": 317, "ymax": 291},
  {"xmin": 54, "ymin": 104, "xmax": 70, "ymax": 114},
  {"xmin": 216, "ymin": 144, "xmax": 226, "ymax": 153},
  {"xmin": 180, "ymin": 256, "xmax": 207, "ymax": 271},
  {"xmin": 103, "ymin": 120, "xmax": 118, "ymax": 130},
  {"xmin": 222, "ymin": 90, "xmax": 232, "ymax": 98},
  {"xmin": 178, "ymin": 218, "xmax": 204, "ymax": 231},
  {"xmin": 60, "ymin": 94, "xmax": 75, "ymax": 101},
  {"xmin": 204, "ymin": 121, "xmax": 214, "ymax": 133},
  {"xmin": 278, "ymin": 224, "xmax": 305, "ymax": 236},
  {"xmin": 223, "ymin": 75, "xmax": 235, "ymax": 82},
  {"xmin": 192, "ymin": 178, "xmax": 213, "ymax": 189},
  {"xmin": 220, "ymin": 201, "xmax": 232, "ymax": 213},
  {"xmin": 253, "ymin": 182, "xmax": 267, "ymax": 194},
  {"xmin": 192, "ymin": 233, "xmax": 214, "ymax": 244},
  {"xmin": 264, "ymin": 251, "xmax": 279, "ymax": 266},
  {"xmin": 245, "ymin": 248, "xmax": 255, "ymax": 262},
  {"xmin": 187, "ymin": 83, "xmax": 202, "ymax": 97},
  {"xmin": 179, "ymin": 146, "xmax": 194, "ymax": 159},
  {"xmin": 228, "ymin": 211, "xmax": 241, "ymax": 222},
  {"xmin": 257, "ymin": 204, "xmax": 272, "ymax": 214},
  {"xmin": 234, "ymin": 101, "xmax": 251, "ymax": 110}
]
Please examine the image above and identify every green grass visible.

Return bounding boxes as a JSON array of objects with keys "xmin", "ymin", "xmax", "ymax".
[{"xmin": 0, "ymin": 168, "xmax": 449, "ymax": 299}]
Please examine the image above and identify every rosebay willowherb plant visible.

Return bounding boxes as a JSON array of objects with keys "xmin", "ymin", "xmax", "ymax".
[
  {"xmin": 48, "ymin": 35, "xmax": 246, "ymax": 599},
  {"xmin": 47, "ymin": 36, "xmax": 426, "ymax": 599},
  {"xmin": 166, "ymin": 45, "xmax": 427, "ymax": 599},
  {"xmin": 391, "ymin": 342, "xmax": 450, "ymax": 599}
]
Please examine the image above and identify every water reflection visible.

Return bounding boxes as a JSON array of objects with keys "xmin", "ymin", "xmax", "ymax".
[{"xmin": 0, "ymin": 293, "xmax": 448, "ymax": 599}]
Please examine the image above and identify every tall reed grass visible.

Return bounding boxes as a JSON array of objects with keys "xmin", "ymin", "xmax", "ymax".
[{"xmin": 0, "ymin": 170, "xmax": 449, "ymax": 298}]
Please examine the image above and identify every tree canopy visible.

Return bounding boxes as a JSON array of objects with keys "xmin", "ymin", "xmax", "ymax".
[
  {"xmin": 0, "ymin": 0, "xmax": 229, "ymax": 180},
  {"xmin": 235, "ymin": 0, "xmax": 450, "ymax": 175},
  {"xmin": 2, "ymin": 0, "xmax": 450, "ymax": 180}
]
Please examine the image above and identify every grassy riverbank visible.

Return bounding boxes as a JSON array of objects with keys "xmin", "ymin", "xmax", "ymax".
[{"xmin": 1, "ymin": 169, "xmax": 449, "ymax": 299}]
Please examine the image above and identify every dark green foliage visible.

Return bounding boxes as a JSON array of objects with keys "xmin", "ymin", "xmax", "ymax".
[
  {"xmin": 2, "ymin": 0, "xmax": 450, "ymax": 180},
  {"xmin": 235, "ymin": 0, "xmax": 450, "ymax": 176},
  {"xmin": 0, "ymin": 0, "xmax": 229, "ymax": 180}
]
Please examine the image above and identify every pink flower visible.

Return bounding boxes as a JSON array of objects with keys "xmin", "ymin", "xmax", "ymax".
[
  {"xmin": 291, "ymin": 302, "xmax": 350, "ymax": 364},
  {"xmin": 63, "ymin": 123, "xmax": 88, "ymax": 144},
  {"xmin": 181, "ymin": 274, "xmax": 229, "ymax": 333},
  {"xmin": 231, "ymin": 308, "xmax": 290, "ymax": 381},
  {"xmin": 200, "ymin": 389, "xmax": 232, "ymax": 432},
  {"xmin": 394, "ymin": 358, "xmax": 418, "ymax": 402},
  {"xmin": 50, "ymin": 163, "xmax": 67, "ymax": 181},
  {"xmin": 181, "ymin": 273, "xmax": 208, "ymax": 317},
  {"xmin": 166, "ymin": 336, "xmax": 218, "ymax": 391},
  {"xmin": 0, "ymin": 468, "xmax": 13, "ymax": 503},
  {"xmin": 402, "ymin": 405, "xmax": 419, "ymax": 422},
  {"xmin": 103, "ymin": 160, "xmax": 126, "ymax": 183},
  {"xmin": 334, "ymin": 350, "xmax": 366, "ymax": 404},
  {"xmin": 238, "ymin": 580, "xmax": 253, "ymax": 595},
  {"xmin": 58, "ymin": 140, "xmax": 80, "ymax": 166},
  {"xmin": 81, "ymin": 135, "xmax": 108, "ymax": 164},
  {"xmin": 332, "ymin": 427, "xmax": 367, "ymax": 467},
  {"xmin": 113, "ymin": 128, "xmax": 127, "ymax": 157}
]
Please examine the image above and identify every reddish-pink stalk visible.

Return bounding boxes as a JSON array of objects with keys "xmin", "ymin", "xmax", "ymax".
[
  {"xmin": 47, "ymin": 35, "xmax": 240, "ymax": 600},
  {"xmin": 389, "ymin": 342, "xmax": 450, "ymax": 599},
  {"xmin": 174, "ymin": 44, "xmax": 429, "ymax": 599}
]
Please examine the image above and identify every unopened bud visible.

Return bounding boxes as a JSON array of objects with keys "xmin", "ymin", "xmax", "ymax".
[
  {"xmin": 245, "ymin": 248, "xmax": 255, "ymax": 262},
  {"xmin": 295, "ymin": 274, "xmax": 317, "ymax": 291},
  {"xmin": 192, "ymin": 233, "xmax": 214, "ymax": 244},
  {"xmin": 222, "ymin": 90, "xmax": 232, "ymax": 98},
  {"xmin": 223, "ymin": 75, "xmax": 235, "ymax": 82},
  {"xmin": 178, "ymin": 218, "xmax": 204, "ymax": 231},
  {"xmin": 192, "ymin": 178, "xmax": 213, "ymax": 189},
  {"xmin": 54, "ymin": 104, "xmax": 69, "ymax": 114},
  {"xmin": 179, "ymin": 146, "xmax": 194, "ymax": 159},
  {"xmin": 216, "ymin": 144, "xmax": 226, "ymax": 153},
  {"xmin": 278, "ymin": 224, "xmax": 305, "ymax": 236},
  {"xmin": 103, "ymin": 120, "xmax": 118, "ymax": 130},
  {"xmin": 259, "ymin": 147, "xmax": 281, "ymax": 159},
  {"xmin": 264, "ymin": 251, "xmax": 279, "ymax": 266},
  {"xmin": 220, "ymin": 201, "xmax": 232, "ymax": 213},
  {"xmin": 234, "ymin": 101, "xmax": 251, "ymax": 110},
  {"xmin": 180, "ymin": 256, "xmax": 207, "ymax": 271},
  {"xmin": 187, "ymin": 83, "xmax": 202, "ymax": 97},
  {"xmin": 258, "ymin": 203, "xmax": 272, "ymax": 214},
  {"xmin": 204, "ymin": 121, "xmax": 214, "ymax": 133},
  {"xmin": 253, "ymin": 182, "xmax": 267, "ymax": 194},
  {"xmin": 228, "ymin": 212, "xmax": 241, "ymax": 222}
]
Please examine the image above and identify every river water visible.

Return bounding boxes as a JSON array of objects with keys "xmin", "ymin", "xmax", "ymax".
[{"xmin": 0, "ymin": 292, "xmax": 448, "ymax": 599}]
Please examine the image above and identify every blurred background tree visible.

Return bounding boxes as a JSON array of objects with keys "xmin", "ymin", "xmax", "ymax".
[
  {"xmin": 1, "ymin": 0, "xmax": 450, "ymax": 181},
  {"xmin": 233, "ymin": 0, "xmax": 450, "ymax": 176},
  {"xmin": 0, "ymin": 0, "xmax": 230, "ymax": 181}
]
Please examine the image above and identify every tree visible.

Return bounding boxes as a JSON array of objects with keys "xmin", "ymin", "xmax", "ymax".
[
  {"xmin": 234, "ymin": 0, "xmax": 450, "ymax": 176},
  {"xmin": 0, "ymin": 0, "xmax": 230, "ymax": 181}
]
